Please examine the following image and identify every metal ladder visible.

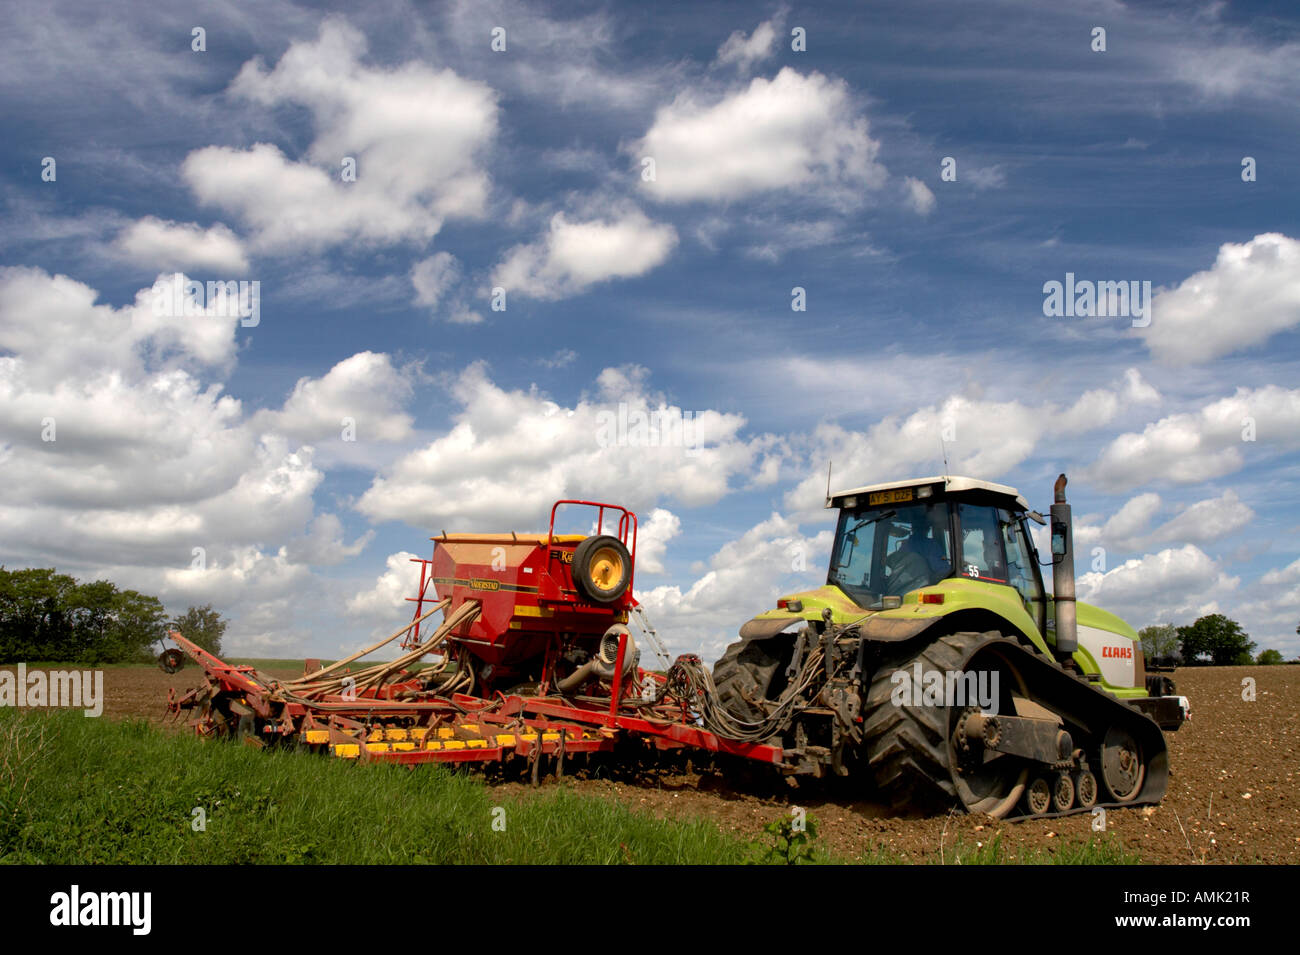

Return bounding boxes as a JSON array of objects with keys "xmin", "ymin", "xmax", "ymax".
[{"xmin": 628, "ymin": 604, "xmax": 671, "ymax": 671}]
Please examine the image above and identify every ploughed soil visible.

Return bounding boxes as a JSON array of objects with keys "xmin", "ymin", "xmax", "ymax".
[{"xmin": 7, "ymin": 662, "xmax": 1296, "ymax": 864}]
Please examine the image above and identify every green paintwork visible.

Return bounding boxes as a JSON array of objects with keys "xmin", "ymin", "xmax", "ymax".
[
  {"xmin": 755, "ymin": 578, "xmax": 1047, "ymax": 648},
  {"xmin": 1075, "ymin": 602, "xmax": 1138, "ymax": 641},
  {"xmin": 753, "ymin": 577, "xmax": 1147, "ymax": 695}
]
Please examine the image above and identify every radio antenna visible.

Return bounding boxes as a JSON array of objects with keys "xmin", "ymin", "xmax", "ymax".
[{"xmin": 826, "ymin": 460, "xmax": 833, "ymax": 502}]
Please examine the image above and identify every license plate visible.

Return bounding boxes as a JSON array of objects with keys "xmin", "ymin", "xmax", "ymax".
[{"xmin": 869, "ymin": 488, "xmax": 913, "ymax": 506}]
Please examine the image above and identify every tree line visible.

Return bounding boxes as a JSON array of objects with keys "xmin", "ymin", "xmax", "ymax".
[
  {"xmin": 0, "ymin": 567, "xmax": 227, "ymax": 665},
  {"xmin": 1138, "ymin": 613, "xmax": 1291, "ymax": 667}
]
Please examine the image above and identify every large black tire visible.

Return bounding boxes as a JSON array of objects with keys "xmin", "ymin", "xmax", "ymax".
[
  {"xmin": 572, "ymin": 535, "xmax": 632, "ymax": 604},
  {"xmin": 711, "ymin": 637, "xmax": 792, "ymax": 723},
  {"xmin": 860, "ymin": 631, "xmax": 1028, "ymax": 818}
]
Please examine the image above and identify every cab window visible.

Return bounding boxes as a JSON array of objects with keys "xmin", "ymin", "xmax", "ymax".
[
  {"xmin": 1001, "ymin": 509, "xmax": 1046, "ymax": 627},
  {"xmin": 956, "ymin": 504, "xmax": 1008, "ymax": 583},
  {"xmin": 829, "ymin": 502, "xmax": 953, "ymax": 603}
]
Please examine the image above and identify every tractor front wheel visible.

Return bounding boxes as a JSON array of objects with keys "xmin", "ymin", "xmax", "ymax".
[{"xmin": 710, "ymin": 636, "xmax": 794, "ymax": 724}]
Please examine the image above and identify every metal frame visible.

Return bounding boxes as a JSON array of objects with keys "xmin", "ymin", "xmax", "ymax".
[{"xmin": 166, "ymin": 500, "xmax": 783, "ymax": 778}]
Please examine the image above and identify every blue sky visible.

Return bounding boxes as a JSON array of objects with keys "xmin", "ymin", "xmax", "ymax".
[{"xmin": 2, "ymin": 0, "xmax": 1298, "ymax": 661}]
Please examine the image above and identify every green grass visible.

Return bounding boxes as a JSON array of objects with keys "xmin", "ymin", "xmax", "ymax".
[
  {"xmin": 0, "ymin": 709, "xmax": 780, "ymax": 864},
  {"xmin": 0, "ymin": 710, "xmax": 1138, "ymax": 865},
  {"xmin": 223, "ymin": 657, "xmax": 321, "ymax": 671}
]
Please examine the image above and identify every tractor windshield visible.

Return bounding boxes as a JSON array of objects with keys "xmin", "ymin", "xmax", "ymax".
[{"xmin": 828, "ymin": 501, "xmax": 954, "ymax": 605}]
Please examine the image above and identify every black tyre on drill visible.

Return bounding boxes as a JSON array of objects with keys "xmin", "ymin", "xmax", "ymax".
[{"xmin": 572, "ymin": 535, "xmax": 632, "ymax": 604}]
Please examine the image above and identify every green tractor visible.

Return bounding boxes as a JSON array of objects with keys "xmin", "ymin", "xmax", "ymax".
[{"xmin": 711, "ymin": 474, "xmax": 1188, "ymax": 818}]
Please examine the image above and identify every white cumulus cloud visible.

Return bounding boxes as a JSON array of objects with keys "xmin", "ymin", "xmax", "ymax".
[
  {"xmin": 634, "ymin": 68, "xmax": 886, "ymax": 203},
  {"xmin": 1088, "ymin": 385, "xmax": 1300, "ymax": 491},
  {"xmin": 1077, "ymin": 544, "xmax": 1239, "ymax": 629},
  {"xmin": 182, "ymin": 20, "xmax": 497, "ymax": 253},
  {"xmin": 356, "ymin": 363, "xmax": 762, "ymax": 528},
  {"xmin": 638, "ymin": 512, "xmax": 833, "ymax": 659},
  {"xmin": 1143, "ymin": 233, "xmax": 1300, "ymax": 364},
  {"xmin": 492, "ymin": 204, "xmax": 677, "ymax": 300},
  {"xmin": 115, "ymin": 217, "xmax": 250, "ymax": 273},
  {"xmin": 347, "ymin": 550, "xmax": 422, "ymax": 622},
  {"xmin": 254, "ymin": 351, "xmax": 415, "ymax": 444},
  {"xmin": 633, "ymin": 507, "xmax": 681, "ymax": 575}
]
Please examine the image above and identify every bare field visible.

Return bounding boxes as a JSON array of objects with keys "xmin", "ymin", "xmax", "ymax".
[{"xmin": 7, "ymin": 662, "xmax": 1296, "ymax": 863}]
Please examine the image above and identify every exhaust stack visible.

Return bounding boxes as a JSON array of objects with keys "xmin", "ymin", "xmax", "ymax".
[{"xmin": 1050, "ymin": 474, "xmax": 1078, "ymax": 657}]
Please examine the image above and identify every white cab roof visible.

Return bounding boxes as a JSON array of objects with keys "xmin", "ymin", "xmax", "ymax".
[{"xmin": 827, "ymin": 475, "xmax": 1030, "ymax": 511}]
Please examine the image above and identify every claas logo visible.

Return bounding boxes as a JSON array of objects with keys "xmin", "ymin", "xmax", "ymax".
[{"xmin": 1101, "ymin": 645, "xmax": 1133, "ymax": 659}]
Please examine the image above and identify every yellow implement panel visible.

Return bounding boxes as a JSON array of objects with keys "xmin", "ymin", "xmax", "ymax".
[{"xmin": 323, "ymin": 719, "xmax": 605, "ymax": 761}]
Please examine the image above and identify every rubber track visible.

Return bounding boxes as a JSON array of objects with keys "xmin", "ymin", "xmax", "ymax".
[
  {"xmin": 860, "ymin": 632, "xmax": 973, "ymax": 811},
  {"xmin": 860, "ymin": 630, "xmax": 1170, "ymax": 820}
]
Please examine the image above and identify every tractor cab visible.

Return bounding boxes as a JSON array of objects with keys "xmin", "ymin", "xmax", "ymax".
[{"xmin": 827, "ymin": 476, "xmax": 1047, "ymax": 629}]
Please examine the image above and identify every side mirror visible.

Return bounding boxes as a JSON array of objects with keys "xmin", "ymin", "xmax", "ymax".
[{"xmin": 1051, "ymin": 520, "xmax": 1068, "ymax": 557}]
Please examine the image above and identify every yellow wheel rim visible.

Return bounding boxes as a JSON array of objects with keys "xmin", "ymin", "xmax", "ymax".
[{"xmin": 589, "ymin": 547, "xmax": 625, "ymax": 592}]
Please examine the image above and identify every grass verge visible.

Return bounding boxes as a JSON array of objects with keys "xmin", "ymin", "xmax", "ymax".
[
  {"xmin": 0, "ymin": 709, "xmax": 763, "ymax": 864},
  {"xmin": 0, "ymin": 709, "xmax": 1135, "ymax": 865}
]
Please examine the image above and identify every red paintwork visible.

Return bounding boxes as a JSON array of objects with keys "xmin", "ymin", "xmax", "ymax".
[
  {"xmin": 166, "ymin": 499, "xmax": 789, "ymax": 772},
  {"xmin": 405, "ymin": 500, "xmax": 638, "ymax": 661}
]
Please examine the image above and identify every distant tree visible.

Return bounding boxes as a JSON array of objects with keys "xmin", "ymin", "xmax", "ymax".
[
  {"xmin": 0, "ymin": 567, "xmax": 80, "ymax": 662},
  {"xmin": 169, "ymin": 604, "xmax": 228, "ymax": 656},
  {"xmin": 66, "ymin": 579, "xmax": 118, "ymax": 661},
  {"xmin": 0, "ymin": 567, "xmax": 168, "ymax": 664},
  {"xmin": 1138, "ymin": 623, "xmax": 1180, "ymax": 663},
  {"xmin": 1177, "ymin": 614, "xmax": 1255, "ymax": 667},
  {"xmin": 101, "ymin": 589, "xmax": 169, "ymax": 663},
  {"xmin": 1257, "ymin": 648, "xmax": 1284, "ymax": 666}
]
